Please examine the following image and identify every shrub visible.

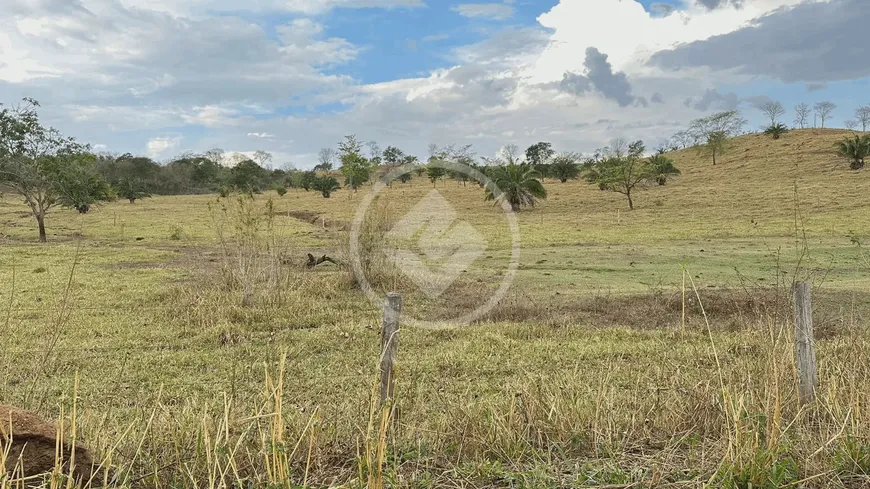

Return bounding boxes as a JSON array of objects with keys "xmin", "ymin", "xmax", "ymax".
[
  {"xmin": 836, "ymin": 134, "xmax": 870, "ymax": 170},
  {"xmin": 274, "ymin": 184, "xmax": 287, "ymax": 196},
  {"xmin": 312, "ymin": 176, "xmax": 340, "ymax": 198},
  {"xmin": 764, "ymin": 123, "xmax": 789, "ymax": 140}
]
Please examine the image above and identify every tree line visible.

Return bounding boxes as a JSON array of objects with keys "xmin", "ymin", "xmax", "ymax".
[{"xmin": 5, "ymin": 96, "xmax": 867, "ymax": 243}]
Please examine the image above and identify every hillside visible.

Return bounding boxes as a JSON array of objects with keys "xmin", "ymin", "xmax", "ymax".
[{"xmin": 1, "ymin": 129, "xmax": 869, "ymax": 488}]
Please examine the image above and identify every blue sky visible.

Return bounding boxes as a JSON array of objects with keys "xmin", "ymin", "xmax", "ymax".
[{"xmin": 1, "ymin": 0, "xmax": 867, "ymax": 167}]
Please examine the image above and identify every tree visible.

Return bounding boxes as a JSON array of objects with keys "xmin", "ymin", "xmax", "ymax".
[
  {"xmin": 647, "ymin": 154, "xmax": 681, "ymax": 185},
  {"xmin": 315, "ymin": 148, "xmax": 336, "ymax": 172},
  {"xmin": 525, "ymin": 142, "xmax": 555, "ymax": 178},
  {"xmin": 338, "ymin": 135, "xmax": 371, "ymax": 191},
  {"xmin": 759, "ymin": 101, "xmax": 786, "ymax": 126},
  {"xmin": 229, "ymin": 160, "xmax": 267, "ymax": 194},
  {"xmin": 701, "ymin": 131, "xmax": 728, "ymax": 165},
  {"xmin": 52, "ymin": 153, "xmax": 114, "ymax": 213},
  {"xmin": 764, "ymin": 123, "xmax": 789, "ymax": 140},
  {"xmin": 382, "ymin": 146, "xmax": 405, "ymax": 166},
  {"xmin": 296, "ymin": 170, "xmax": 317, "ymax": 191},
  {"xmin": 204, "ymin": 148, "xmax": 225, "ymax": 166},
  {"xmin": 253, "ymin": 150, "xmax": 273, "ymax": 169},
  {"xmin": 484, "ymin": 163, "xmax": 547, "ymax": 212},
  {"xmin": 855, "ymin": 105, "xmax": 870, "ymax": 132},
  {"xmin": 117, "ymin": 176, "xmax": 151, "ymax": 203},
  {"xmin": 549, "ymin": 153, "xmax": 581, "ymax": 183},
  {"xmin": 367, "ymin": 141, "xmax": 381, "ymax": 164},
  {"xmin": 0, "ymin": 98, "xmax": 112, "ymax": 241},
  {"xmin": 835, "ymin": 135, "xmax": 870, "ymax": 170},
  {"xmin": 794, "ymin": 103, "xmax": 811, "ymax": 129},
  {"xmin": 814, "ymin": 101, "xmax": 836, "ymax": 128},
  {"xmin": 398, "ymin": 172, "xmax": 412, "ymax": 184},
  {"xmin": 312, "ymin": 175, "xmax": 340, "ymax": 198},
  {"xmin": 500, "ymin": 144, "xmax": 523, "ymax": 165},
  {"xmin": 585, "ymin": 140, "xmax": 654, "ymax": 209},
  {"xmin": 426, "ymin": 161, "xmax": 447, "ymax": 186},
  {"xmin": 845, "ymin": 120, "xmax": 859, "ymax": 130}
]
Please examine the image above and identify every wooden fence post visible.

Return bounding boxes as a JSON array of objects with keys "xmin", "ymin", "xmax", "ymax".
[
  {"xmin": 379, "ymin": 292, "xmax": 402, "ymax": 405},
  {"xmin": 793, "ymin": 282, "xmax": 817, "ymax": 405}
]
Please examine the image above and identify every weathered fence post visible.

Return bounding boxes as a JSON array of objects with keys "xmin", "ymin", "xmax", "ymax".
[
  {"xmin": 379, "ymin": 292, "xmax": 402, "ymax": 405},
  {"xmin": 793, "ymin": 282, "xmax": 818, "ymax": 405}
]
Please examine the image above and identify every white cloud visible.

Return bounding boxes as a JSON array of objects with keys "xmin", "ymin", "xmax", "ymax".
[
  {"xmin": 451, "ymin": 3, "xmax": 515, "ymax": 20},
  {"xmin": 147, "ymin": 136, "xmax": 182, "ymax": 158},
  {"xmin": 248, "ymin": 132, "xmax": 276, "ymax": 138}
]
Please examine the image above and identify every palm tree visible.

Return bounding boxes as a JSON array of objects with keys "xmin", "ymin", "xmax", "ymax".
[
  {"xmin": 484, "ymin": 163, "xmax": 547, "ymax": 212},
  {"xmin": 647, "ymin": 155, "xmax": 681, "ymax": 186},
  {"xmin": 764, "ymin": 123, "xmax": 789, "ymax": 140},
  {"xmin": 116, "ymin": 177, "xmax": 151, "ymax": 203},
  {"xmin": 836, "ymin": 135, "xmax": 870, "ymax": 170},
  {"xmin": 550, "ymin": 153, "xmax": 581, "ymax": 183},
  {"xmin": 312, "ymin": 176, "xmax": 340, "ymax": 198}
]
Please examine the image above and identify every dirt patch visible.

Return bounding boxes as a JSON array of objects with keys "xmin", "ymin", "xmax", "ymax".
[
  {"xmin": 427, "ymin": 284, "xmax": 866, "ymax": 332},
  {"xmin": 0, "ymin": 405, "xmax": 100, "ymax": 483}
]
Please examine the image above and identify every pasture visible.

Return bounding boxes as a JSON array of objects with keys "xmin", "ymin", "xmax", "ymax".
[{"xmin": 1, "ymin": 129, "xmax": 870, "ymax": 488}]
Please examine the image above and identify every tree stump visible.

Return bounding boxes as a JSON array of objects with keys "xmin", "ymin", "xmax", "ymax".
[{"xmin": 0, "ymin": 405, "xmax": 100, "ymax": 484}]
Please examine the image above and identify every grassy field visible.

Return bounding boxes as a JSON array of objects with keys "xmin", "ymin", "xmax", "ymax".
[{"xmin": 1, "ymin": 128, "xmax": 870, "ymax": 488}]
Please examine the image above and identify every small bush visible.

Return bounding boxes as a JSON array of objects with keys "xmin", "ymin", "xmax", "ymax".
[
  {"xmin": 764, "ymin": 123, "xmax": 789, "ymax": 140},
  {"xmin": 274, "ymin": 184, "xmax": 287, "ymax": 196}
]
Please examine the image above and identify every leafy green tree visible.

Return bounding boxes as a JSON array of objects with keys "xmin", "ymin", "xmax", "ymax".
[
  {"xmin": 647, "ymin": 154, "xmax": 681, "ymax": 186},
  {"xmin": 484, "ymin": 163, "xmax": 547, "ymax": 212},
  {"xmin": 836, "ymin": 135, "xmax": 870, "ymax": 170},
  {"xmin": 701, "ymin": 130, "xmax": 728, "ymax": 166},
  {"xmin": 525, "ymin": 142, "xmax": 555, "ymax": 180},
  {"xmin": 550, "ymin": 153, "xmax": 581, "ymax": 183},
  {"xmin": 312, "ymin": 175, "xmax": 340, "ymax": 198},
  {"xmin": 398, "ymin": 172, "xmax": 412, "ymax": 184},
  {"xmin": 338, "ymin": 135, "xmax": 371, "ymax": 191},
  {"xmin": 53, "ymin": 153, "xmax": 114, "ymax": 213},
  {"xmin": 427, "ymin": 161, "xmax": 447, "ymax": 186},
  {"xmin": 229, "ymin": 160, "xmax": 267, "ymax": 194},
  {"xmin": 764, "ymin": 123, "xmax": 789, "ymax": 140},
  {"xmin": 274, "ymin": 184, "xmax": 288, "ymax": 196},
  {"xmin": 585, "ymin": 140, "xmax": 652, "ymax": 209},
  {"xmin": 117, "ymin": 176, "xmax": 152, "ymax": 203},
  {"xmin": 382, "ymin": 146, "xmax": 405, "ymax": 166},
  {"xmin": 298, "ymin": 170, "xmax": 317, "ymax": 191},
  {"xmin": 0, "ymin": 98, "xmax": 112, "ymax": 241},
  {"xmin": 689, "ymin": 110, "xmax": 746, "ymax": 165}
]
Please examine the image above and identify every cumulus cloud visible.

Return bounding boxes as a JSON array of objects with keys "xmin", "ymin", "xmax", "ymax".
[
  {"xmin": 559, "ymin": 47, "xmax": 637, "ymax": 107},
  {"xmin": 147, "ymin": 136, "xmax": 182, "ymax": 158},
  {"xmin": 451, "ymin": 3, "xmax": 515, "ymax": 20}
]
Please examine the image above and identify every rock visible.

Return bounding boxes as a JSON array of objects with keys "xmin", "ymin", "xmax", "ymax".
[{"xmin": 0, "ymin": 405, "xmax": 100, "ymax": 484}]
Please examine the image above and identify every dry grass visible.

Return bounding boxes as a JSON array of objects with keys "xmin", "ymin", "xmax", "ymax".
[{"xmin": 0, "ymin": 129, "xmax": 869, "ymax": 488}]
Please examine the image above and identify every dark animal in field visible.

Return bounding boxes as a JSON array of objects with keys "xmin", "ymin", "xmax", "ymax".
[
  {"xmin": 76, "ymin": 204, "xmax": 90, "ymax": 214},
  {"xmin": 306, "ymin": 253, "xmax": 339, "ymax": 268}
]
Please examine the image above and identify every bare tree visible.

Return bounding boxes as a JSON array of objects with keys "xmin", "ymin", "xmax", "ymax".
[
  {"xmin": 366, "ymin": 141, "xmax": 381, "ymax": 163},
  {"xmin": 855, "ymin": 105, "xmax": 870, "ymax": 132},
  {"xmin": 253, "ymin": 150, "xmax": 273, "ymax": 168},
  {"xmin": 204, "ymin": 148, "xmax": 225, "ymax": 165},
  {"xmin": 499, "ymin": 144, "xmax": 522, "ymax": 164},
  {"xmin": 316, "ymin": 148, "xmax": 336, "ymax": 171},
  {"xmin": 794, "ymin": 103, "xmax": 811, "ymax": 129},
  {"xmin": 759, "ymin": 101, "xmax": 785, "ymax": 126},
  {"xmin": 814, "ymin": 101, "xmax": 837, "ymax": 128},
  {"xmin": 845, "ymin": 120, "xmax": 858, "ymax": 130}
]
